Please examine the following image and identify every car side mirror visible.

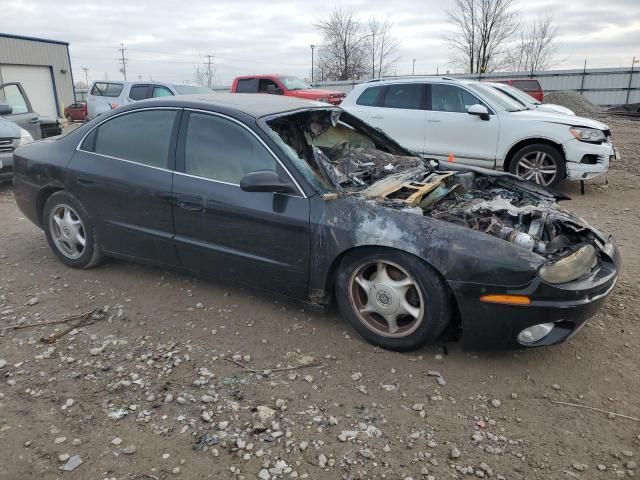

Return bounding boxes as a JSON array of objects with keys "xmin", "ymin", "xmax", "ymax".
[
  {"xmin": 240, "ymin": 170, "xmax": 298, "ymax": 195},
  {"xmin": 0, "ymin": 103, "xmax": 12, "ymax": 115},
  {"xmin": 266, "ymin": 85, "xmax": 284, "ymax": 95},
  {"xmin": 468, "ymin": 104, "xmax": 490, "ymax": 121}
]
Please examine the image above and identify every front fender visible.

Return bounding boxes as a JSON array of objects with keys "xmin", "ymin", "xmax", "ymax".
[{"xmin": 308, "ymin": 195, "xmax": 544, "ymax": 302}]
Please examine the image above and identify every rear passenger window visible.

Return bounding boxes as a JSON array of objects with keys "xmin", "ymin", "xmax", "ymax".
[
  {"xmin": 356, "ymin": 86, "xmax": 383, "ymax": 106},
  {"xmin": 83, "ymin": 110, "xmax": 176, "ymax": 168},
  {"xmin": 91, "ymin": 82, "xmax": 124, "ymax": 97},
  {"xmin": 382, "ymin": 84, "xmax": 423, "ymax": 110},
  {"xmin": 129, "ymin": 85, "xmax": 149, "ymax": 100},
  {"xmin": 236, "ymin": 79, "xmax": 258, "ymax": 93},
  {"xmin": 513, "ymin": 80, "xmax": 541, "ymax": 92},
  {"xmin": 184, "ymin": 113, "xmax": 276, "ymax": 184}
]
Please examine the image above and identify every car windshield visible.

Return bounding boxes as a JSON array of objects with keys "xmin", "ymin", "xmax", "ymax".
[
  {"xmin": 264, "ymin": 109, "xmax": 424, "ymax": 194},
  {"xmin": 172, "ymin": 85, "xmax": 214, "ymax": 95},
  {"xmin": 495, "ymin": 84, "xmax": 541, "ymax": 105},
  {"xmin": 279, "ymin": 76, "xmax": 311, "ymax": 91},
  {"xmin": 468, "ymin": 83, "xmax": 528, "ymax": 112}
]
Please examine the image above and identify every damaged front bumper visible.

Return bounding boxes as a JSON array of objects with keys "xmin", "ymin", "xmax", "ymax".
[
  {"xmin": 450, "ymin": 243, "xmax": 619, "ymax": 350},
  {"xmin": 563, "ymin": 138, "xmax": 615, "ymax": 181}
]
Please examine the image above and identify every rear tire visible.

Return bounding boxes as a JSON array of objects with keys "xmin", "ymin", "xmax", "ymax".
[
  {"xmin": 334, "ymin": 249, "xmax": 452, "ymax": 352},
  {"xmin": 43, "ymin": 191, "xmax": 103, "ymax": 269},
  {"xmin": 509, "ymin": 144, "xmax": 565, "ymax": 187}
]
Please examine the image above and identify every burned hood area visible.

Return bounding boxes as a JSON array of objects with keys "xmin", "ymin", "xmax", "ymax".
[{"xmin": 266, "ymin": 108, "xmax": 611, "ymax": 270}]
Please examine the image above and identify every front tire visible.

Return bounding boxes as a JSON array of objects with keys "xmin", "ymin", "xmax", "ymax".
[
  {"xmin": 43, "ymin": 191, "xmax": 103, "ymax": 269},
  {"xmin": 335, "ymin": 249, "xmax": 452, "ymax": 352},
  {"xmin": 509, "ymin": 144, "xmax": 565, "ymax": 187}
]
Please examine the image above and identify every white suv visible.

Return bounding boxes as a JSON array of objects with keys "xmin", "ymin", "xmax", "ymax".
[
  {"xmin": 86, "ymin": 81, "xmax": 213, "ymax": 121},
  {"xmin": 341, "ymin": 77, "xmax": 617, "ymax": 187}
]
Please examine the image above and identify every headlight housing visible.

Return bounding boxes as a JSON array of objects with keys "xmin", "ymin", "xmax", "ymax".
[
  {"xmin": 19, "ymin": 128, "xmax": 33, "ymax": 146},
  {"xmin": 539, "ymin": 244, "xmax": 597, "ymax": 284},
  {"xmin": 569, "ymin": 127, "xmax": 605, "ymax": 143}
]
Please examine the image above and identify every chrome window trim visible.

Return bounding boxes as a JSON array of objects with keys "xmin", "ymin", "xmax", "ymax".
[{"xmin": 75, "ymin": 106, "xmax": 307, "ymax": 198}]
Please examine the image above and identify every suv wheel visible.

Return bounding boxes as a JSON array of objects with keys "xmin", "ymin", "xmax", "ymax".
[
  {"xmin": 334, "ymin": 249, "xmax": 452, "ymax": 352},
  {"xmin": 43, "ymin": 191, "xmax": 103, "ymax": 268},
  {"xmin": 509, "ymin": 144, "xmax": 565, "ymax": 187}
]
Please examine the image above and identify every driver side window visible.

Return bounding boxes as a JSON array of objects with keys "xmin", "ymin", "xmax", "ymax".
[
  {"xmin": 0, "ymin": 84, "xmax": 29, "ymax": 114},
  {"xmin": 184, "ymin": 113, "xmax": 276, "ymax": 184},
  {"xmin": 431, "ymin": 84, "xmax": 482, "ymax": 113}
]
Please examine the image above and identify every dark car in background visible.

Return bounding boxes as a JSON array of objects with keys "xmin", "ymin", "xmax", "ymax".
[
  {"xmin": 0, "ymin": 82, "xmax": 62, "ymax": 139},
  {"xmin": 11, "ymin": 94, "xmax": 619, "ymax": 351},
  {"xmin": 493, "ymin": 78, "xmax": 544, "ymax": 102},
  {"xmin": 64, "ymin": 102, "xmax": 87, "ymax": 122}
]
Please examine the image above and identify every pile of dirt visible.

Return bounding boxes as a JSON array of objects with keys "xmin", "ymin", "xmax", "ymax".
[{"xmin": 544, "ymin": 90, "xmax": 603, "ymax": 117}]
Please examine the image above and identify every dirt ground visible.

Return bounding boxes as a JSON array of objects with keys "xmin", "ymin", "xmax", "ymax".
[{"xmin": 1, "ymin": 116, "xmax": 639, "ymax": 480}]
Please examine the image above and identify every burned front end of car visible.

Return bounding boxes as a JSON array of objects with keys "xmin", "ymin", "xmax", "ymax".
[{"xmin": 265, "ymin": 107, "xmax": 619, "ymax": 350}]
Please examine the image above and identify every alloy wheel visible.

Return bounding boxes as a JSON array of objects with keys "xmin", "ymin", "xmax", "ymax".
[
  {"xmin": 514, "ymin": 151, "xmax": 559, "ymax": 186},
  {"xmin": 49, "ymin": 204, "xmax": 86, "ymax": 260},
  {"xmin": 348, "ymin": 260, "xmax": 425, "ymax": 338}
]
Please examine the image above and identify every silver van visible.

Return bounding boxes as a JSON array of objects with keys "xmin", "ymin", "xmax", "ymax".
[{"xmin": 86, "ymin": 81, "xmax": 213, "ymax": 120}]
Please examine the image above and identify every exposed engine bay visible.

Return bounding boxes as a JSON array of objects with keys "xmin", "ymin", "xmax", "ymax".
[{"xmin": 267, "ymin": 109, "xmax": 607, "ymax": 261}]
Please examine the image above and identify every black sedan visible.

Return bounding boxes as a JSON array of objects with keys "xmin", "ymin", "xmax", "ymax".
[{"xmin": 12, "ymin": 94, "xmax": 620, "ymax": 351}]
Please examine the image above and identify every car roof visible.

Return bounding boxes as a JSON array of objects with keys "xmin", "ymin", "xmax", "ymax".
[{"xmin": 130, "ymin": 93, "xmax": 335, "ymax": 118}]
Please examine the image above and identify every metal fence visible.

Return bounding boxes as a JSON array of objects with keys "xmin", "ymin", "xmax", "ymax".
[{"xmin": 310, "ymin": 66, "xmax": 640, "ymax": 106}]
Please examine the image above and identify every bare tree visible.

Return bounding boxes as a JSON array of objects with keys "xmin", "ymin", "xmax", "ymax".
[
  {"xmin": 194, "ymin": 62, "xmax": 217, "ymax": 87},
  {"xmin": 507, "ymin": 12, "xmax": 559, "ymax": 73},
  {"xmin": 446, "ymin": 0, "xmax": 520, "ymax": 74},
  {"xmin": 313, "ymin": 7, "xmax": 369, "ymax": 80},
  {"xmin": 365, "ymin": 17, "xmax": 400, "ymax": 79}
]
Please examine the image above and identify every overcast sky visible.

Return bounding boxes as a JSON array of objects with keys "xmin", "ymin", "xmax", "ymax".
[{"xmin": 3, "ymin": 0, "xmax": 640, "ymax": 86}]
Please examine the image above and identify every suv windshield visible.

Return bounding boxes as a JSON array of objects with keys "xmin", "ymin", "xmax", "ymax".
[
  {"xmin": 496, "ymin": 84, "xmax": 541, "ymax": 106},
  {"xmin": 172, "ymin": 85, "xmax": 213, "ymax": 95},
  {"xmin": 279, "ymin": 76, "xmax": 311, "ymax": 91},
  {"xmin": 468, "ymin": 83, "xmax": 528, "ymax": 112}
]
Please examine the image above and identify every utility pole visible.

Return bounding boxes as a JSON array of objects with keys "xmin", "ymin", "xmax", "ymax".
[
  {"xmin": 205, "ymin": 55, "xmax": 214, "ymax": 88},
  {"xmin": 310, "ymin": 45, "xmax": 315, "ymax": 83},
  {"xmin": 412, "ymin": 59, "xmax": 416, "ymax": 76},
  {"xmin": 118, "ymin": 43, "xmax": 128, "ymax": 80},
  {"xmin": 626, "ymin": 56, "xmax": 639, "ymax": 105}
]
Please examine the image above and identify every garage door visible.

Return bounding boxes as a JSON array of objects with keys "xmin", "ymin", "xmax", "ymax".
[{"xmin": 0, "ymin": 64, "xmax": 58, "ymax": 118}]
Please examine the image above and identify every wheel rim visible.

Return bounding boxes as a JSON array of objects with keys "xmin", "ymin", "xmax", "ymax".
[
  {"xmin": 348, "ymin": 260, "xmax": 425, "ymax": 338},
  {"xmin": 49, "ymin": 204, "xmax": 86, "ymax": 259},
  {"xmin": 515, "ymin": 151, "xmax": 558, "ymax": 186}
]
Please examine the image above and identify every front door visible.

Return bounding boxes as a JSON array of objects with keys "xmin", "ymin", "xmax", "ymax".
[
  {"xmin": 425, "ymin": 83, "xmax": 499, "ymax": 168},
  {"xmin": 0, "ymin": 82, "xmax": 41, "ymax": 139},
  {"xmin": 172, "ymin": 110, "xmax": 311, "ymax": 299},
  {"xmin": 69, "ymin": 108, "xmax": 180, "ymax": 265}
]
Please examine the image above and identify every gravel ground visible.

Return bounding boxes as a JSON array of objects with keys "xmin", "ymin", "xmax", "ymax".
[
  {"xmin": 543, "ymin": 91, "xmax": 604, "ymax": 118},
  {"xmin": 0, "ymin": 116, "xmax": 639, "ymax": 480}
]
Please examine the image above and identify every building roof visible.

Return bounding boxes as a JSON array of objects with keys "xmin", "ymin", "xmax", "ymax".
[{"xmin": 0, "ymin": 32, "xmax": 69, "ymax": 46}]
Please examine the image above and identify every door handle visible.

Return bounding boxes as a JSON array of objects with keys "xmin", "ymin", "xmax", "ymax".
[
  {"xmin": 29, "ymin": 118, "xmax": 40, "ymax": 124},
  {"xmin": 177, "ymin": 197, "xmax": 203, "ymax": 211},
  {"xmin": 76, "ymin": 175, "xmax": 94, "ymax": 186}
]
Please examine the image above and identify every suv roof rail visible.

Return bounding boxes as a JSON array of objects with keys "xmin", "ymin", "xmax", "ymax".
[{"xmin": 364, "ymin": 75, "xmax": 462, "ymax": 83}]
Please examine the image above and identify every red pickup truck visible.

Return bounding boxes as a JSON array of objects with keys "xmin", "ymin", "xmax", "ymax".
[{"xmin": 230, "ymin": 75, "xmax": 346, "ymax": 105}]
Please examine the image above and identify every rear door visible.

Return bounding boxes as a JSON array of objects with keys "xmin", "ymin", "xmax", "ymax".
[
  {"xmin": 172, "ymin": 110, "xmax": 311, "ymax": 298},
  {"xmin": 71, "ymin": 108, "xmax": 180, "ymax": 264},
  {"xmin": 0, "ymin": 82, "xmax": 41, "ymax": 139},
  {"xmin": 424, "ymin": 83, "xmax": 499, "ymax": 168},
  {"xmin": 362, "ymin": 83, "xmax": 427, "ymax": 155}
]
